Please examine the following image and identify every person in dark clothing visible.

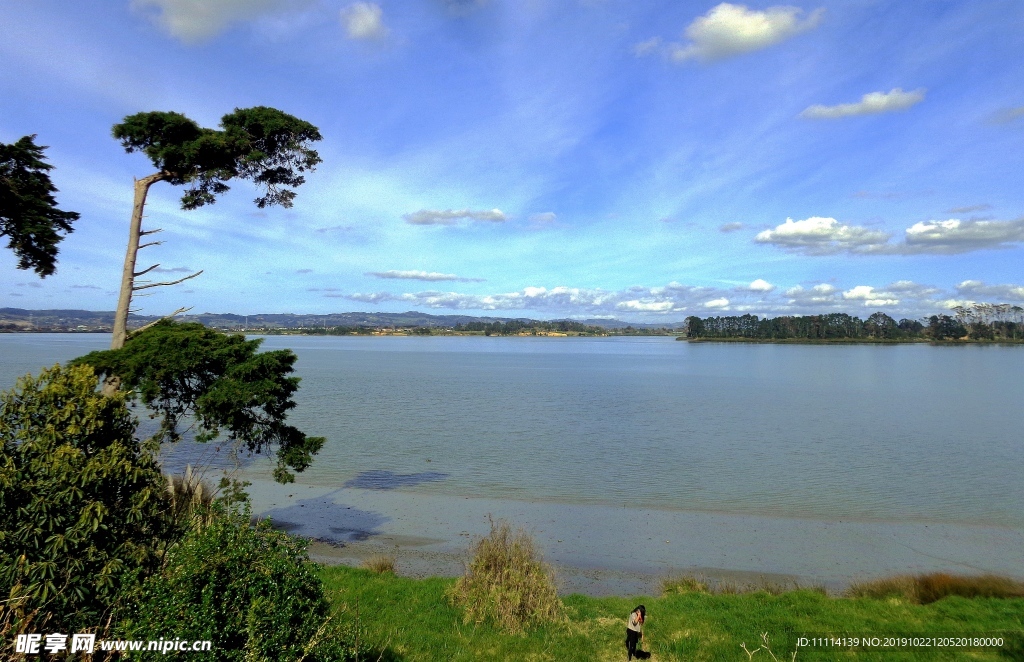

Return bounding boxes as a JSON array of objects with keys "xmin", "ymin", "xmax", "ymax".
[{"xmin": 625, "ymin": 604, "xmax": 646, "ymax": 660}]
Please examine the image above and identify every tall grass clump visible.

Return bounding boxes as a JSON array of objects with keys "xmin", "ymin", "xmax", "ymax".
[
  {"xmin": 847, "ymin": 572, "xmax": 1024, "ymax": 604},
  {"xmin": 447, "ymin": 519, "xmax": 563, "ymax": 634},
  {"xmin": 362, "ymin": 554, "xmax": 396, "ymax": 575}
]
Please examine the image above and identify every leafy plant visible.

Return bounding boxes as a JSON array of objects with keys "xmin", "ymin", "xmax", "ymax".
[
  {"xmin": 119, "ymin": 505, "xmax": 363, "ymax": 661},
  {"xmin": 0, "ymin": 135, "xmax": 79, "ymax": 277},
  {"xmin": 73, "ymin": 320, "xmax": 325, "ymax": 483},
  {"xmin": 0, "ymin": 364, "xmax": 166, "ymax": 633}
]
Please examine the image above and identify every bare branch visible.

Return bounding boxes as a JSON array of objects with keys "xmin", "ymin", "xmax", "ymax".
[
  {"xmin": 131, "ymin": 306, "xmax": 194, "ymax": 335},
  {"xmin": 134, "ymin": 263, "xmax": 161, "ymax": 277},
  {"xmin": 133, "ymin": 270, "xmax": 203, "ymax": 291},
  {"xmin": 139, "ymin": 241, "xmax": 164, "ymax": 250},
  {"xmin": 140, "ymin": 228, "xmax": 164, "ymax": 236}
]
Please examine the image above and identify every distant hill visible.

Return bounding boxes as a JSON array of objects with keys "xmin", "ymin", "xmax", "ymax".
[{"xmin": 0, "ymin": 308, "xmax": 684, "ymax": 332}]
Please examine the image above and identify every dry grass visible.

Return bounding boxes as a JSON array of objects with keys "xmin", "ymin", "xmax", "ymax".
[
  {"xmin": 362, "ymin": 554, "xmax": 397, "ymax": 575},
  {"xmin": 846, "ymin": 572, "xmax": 1024, "ymax": 604},
  {"xmin": 662, "ymin": 574, "xmax": 825, "ymax": 597},
  {"xmin": 165, "ymin": 464, "xmax": 215, "ymax": 528},
  {"xmin": 446, "ymin": 518, "xmax": 563, "ymax": 634}
]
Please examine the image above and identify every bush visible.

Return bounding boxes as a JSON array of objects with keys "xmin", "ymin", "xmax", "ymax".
[
  {"xmin": 447, "ymin": 519, "xmax": 562, "ymax": 634},
  {"xmin": 846, "ymin": 573, "xmax": 1024, "ymax": 604},
  {"xmin": 119, "ymin": 506, "xmax": 363, "ymax": 661},
  {"xmin": 0, "ymin": 365, "xmax": 166, "ymax": 633}
]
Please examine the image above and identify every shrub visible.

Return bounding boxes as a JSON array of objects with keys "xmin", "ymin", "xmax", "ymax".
[
  {"xmin": 119, "ymin": 506, "xmax": 363, "ymax": 661},
  {"xmin": 846, "ymin": 573, "xmax": 1024, "ymax": 604},
  {"xmin": 362, "ymin": 554, "xmax": 396, "ymax": 575},
  {"xmin": 447, "ymin": 519, "xmax": 563, "ymax": 634},
  {"xmin": 0, "ymin": 365, "xmax": 166, "ymax": 633}
]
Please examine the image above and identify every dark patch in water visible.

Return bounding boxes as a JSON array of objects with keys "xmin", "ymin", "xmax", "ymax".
[
  {"xmin": 262, "ymin": 493, "xmax": 388, "ymax": 545},
  {"xmin": 343, "ymin": 470, "xmax": 449, "ymax": 490}
]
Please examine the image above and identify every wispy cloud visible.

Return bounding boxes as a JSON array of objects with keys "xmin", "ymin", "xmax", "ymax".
[
  {"xmin": 528, "ymin": 212, "xmax": 557, "ymax": 224},
  {"xmin": 151, "ymin": 266, "xmax": 194, "ymax": 273},
  {"xmin": 131, "ymin": 0, "xmax": 297, "ymax": 42},
  {"xmin": 664, "ymin": 3, "xmax": 823, "ymax": 63},
  {"xmin": 945, "ymin": 204, "xmax": 992, "ymax": 215},
  {"xmin": 403, "ymin": 208, "xmax": 507, "ymax": 225},
  {"xmin": 340, "ymin": 2, "xmax": 387, "ymax": 40},
  {"xmin": 988, "ymin": 105, "xmax": 1024, "ymax": 125},
  {"xmin": 719, "ymin": 222, "xmax": 744, "ymax": 233},
  {"xmin": 315, "ymin": 224, "xmax": 358, "ymax": 234},
  {"xmin": 366, "ymin": 270, "xmax": 484, "ymax": 282},
  {"xmin": 801, "ymin": 88, "xmax": 926, "ymax": 119},
  {"xmin": 955, "ymin": 280, "xmax": 1024, "ymax": 302}
]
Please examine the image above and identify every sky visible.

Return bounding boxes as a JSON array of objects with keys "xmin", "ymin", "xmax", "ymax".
[{"xmin": 2, "ymin": 0, "xmax": 1023, "ymax": 322}]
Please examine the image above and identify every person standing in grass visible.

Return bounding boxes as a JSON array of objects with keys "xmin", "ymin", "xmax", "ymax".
[{"xmin": 626, "ymin": 604, "xmax": 646, "ymax": 660}]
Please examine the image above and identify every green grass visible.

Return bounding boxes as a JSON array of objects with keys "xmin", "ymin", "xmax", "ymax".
[{"xmin": 319, "ymin": 566, "xmax": 1024, "ymax": 661}]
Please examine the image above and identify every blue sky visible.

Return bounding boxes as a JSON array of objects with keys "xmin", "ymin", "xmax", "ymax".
[{"xmin": 3, "ymin": 0, "xmax": 1023, "ymax": 322}]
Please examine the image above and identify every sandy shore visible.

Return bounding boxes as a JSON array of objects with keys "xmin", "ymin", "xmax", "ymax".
[{"xmin": 242, "ymin": 475, "xmax": 1024, "ymax": 597}]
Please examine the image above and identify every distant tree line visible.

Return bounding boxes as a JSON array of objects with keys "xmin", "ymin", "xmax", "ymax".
[
  {"xmin": 455, "ymin": 319, "xmax": 607, "ymax": 335},
  {"xmin": 685, "ymin": 304, "xmax": 1024, "ymax": 342}
]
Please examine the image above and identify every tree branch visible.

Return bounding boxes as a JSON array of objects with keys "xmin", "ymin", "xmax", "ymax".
[
  {"xmin": 133, "ymin": 270, "xmax": 203, "ymax": 291},
  {"xmin": 131, "ymin": 306, "xmax": 193, "ymax": 335},
  {"xmin": 139, "ymin": 228, "xmax": 163, "ymax": 236},
  {"xmin": 138, "ymin": 241, "xmax": 164, "ymax": 249},
  {"xmin": 134, "ymin": 263, "xmax": 161, "ymax": 277}
]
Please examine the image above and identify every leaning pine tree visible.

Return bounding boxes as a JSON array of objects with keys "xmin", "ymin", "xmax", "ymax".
[
  {"xmin": 85, "ymin": 108, "xmax": 326, "ymax": 483},
  {"xmin": 108, "ymin": 107, "xmax": 322, "ymax": 351}
]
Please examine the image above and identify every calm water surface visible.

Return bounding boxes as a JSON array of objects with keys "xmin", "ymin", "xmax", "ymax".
[{"xmin": 2, "ymin": 334, "xmax": 1021, "ymax": 529}]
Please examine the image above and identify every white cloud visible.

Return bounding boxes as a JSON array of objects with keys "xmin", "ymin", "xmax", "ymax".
[
  {"xmin": 403, "ymin": 208, "xmax": 508, "ymax": 225},
  {"xmin": 668, "ymin": 3, "xmax": 823, "ymax": 62},
  {"xmin": 341, "ymin": 2, "xmax": 387, "ymax": 40},
  {"xmin": 755, "ymin": 217, "xmax": 891, "ymax": 255},
  {"xmin": 902, "ymin": 218, "xmax": 1024, "ymax": 253},
  {"xmin": 955, "ymin": 280, "xmax": 1024, "ymax": 302},
  {"xmin": 800, "ymin": 88, "xmax": 926, "ymax": 119},
  {"xmin": 842, "ymin": 285, "xmax": 898, "ymax": 306},
  {"xmin": 132, "ymin": 0, "xmax": 294, "ymax": 42},
  {"xmin": 528, "ymin": 212, "xmax": 557, "ymax": 224},
  {"xmin": 746, "ymin": 279, "xmax": 775, "ymax": 292},
  {"xmin": 719, "ymin": 222, "xmax": 745, "ymax": 233},
  {"xmin": 618, "ymin": 300, "xmax": 675, "ymax": 312},
  {"xmin": 336, "ymin": 277, "xmax": 1019, "ymax": 321},
  {"xmin": 366, "ymin": 270, "xmax": 484, "ymax": 282}
]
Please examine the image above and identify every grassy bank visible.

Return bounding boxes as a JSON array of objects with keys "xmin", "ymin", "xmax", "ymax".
[{"xmin": 319, "ymin": 566, "xmax": 1024, "ymax": 661}]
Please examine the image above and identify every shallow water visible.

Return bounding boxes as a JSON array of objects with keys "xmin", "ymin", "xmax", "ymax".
[
  {"xmin": 2, "ymin": 333, "xmax": 1022, "ymax": 529},
  {"xmin": 5, "ymin": 333, "xmax": 1024, "ymax": 590}
]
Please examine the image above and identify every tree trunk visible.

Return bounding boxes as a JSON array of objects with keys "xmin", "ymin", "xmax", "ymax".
[
  {"xmin": 102, "ymin": 172, "xmax": 166, "ymax": 396},
  {"xmin": 110, "ymin": 172, "xmax": 165, "ymax": 351}
]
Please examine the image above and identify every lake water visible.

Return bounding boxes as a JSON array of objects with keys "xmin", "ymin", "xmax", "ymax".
[{"xmin": 2, "ymin": 333, "xmax": 1022, "ymax": 590}]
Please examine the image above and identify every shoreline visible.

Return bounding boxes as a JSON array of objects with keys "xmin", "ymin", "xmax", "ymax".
[{"xmin": 242, "ymin": 475, "xmax": 1024, "ymax": 598}]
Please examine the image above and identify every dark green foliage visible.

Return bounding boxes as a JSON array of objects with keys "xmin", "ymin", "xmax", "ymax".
[
  {"xmin": 684, "ymin": 305, "xmax": 1023, "ymax": 342},
  {"xmin": 112, "ymin": 106, "xmax": 321, "ymax": 209},
  {"xmin": 0, "ymin": 364, "xmax": 165, "ymax": 633},
  {"xmin": 120, "ymin": 507, "xmax": 363, "ymax": 661},
  {"xmin": 454, "ymin": 319, "xmax": 605, "ymax": 335},
  {"xmin": 926, "ymin": 314, "xmax": 967, "ymax": 340},
  {"xmin": 73, "ymin": 320, "xmax": 324, "ymax": 483},
  {"xmin": 0, "ymin": 135, "xmax": 79, "ymax": 276}
]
